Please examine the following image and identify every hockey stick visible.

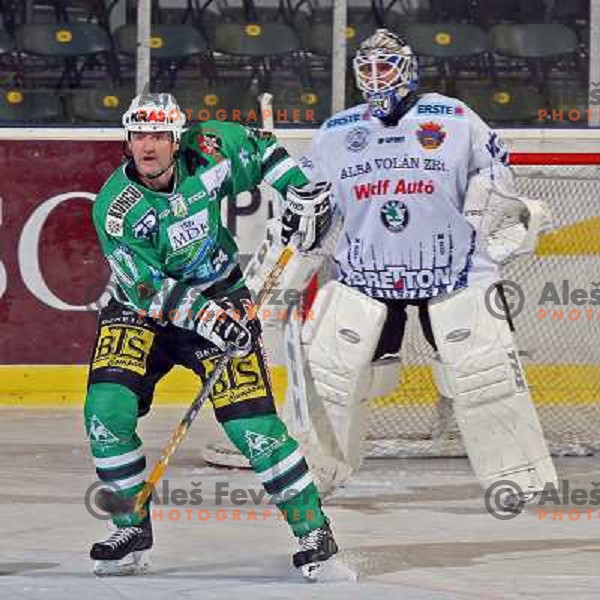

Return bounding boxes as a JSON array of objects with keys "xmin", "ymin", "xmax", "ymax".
[{"xmin": 97, "ymin": 243, "xmax": 296, "ymax": 517}]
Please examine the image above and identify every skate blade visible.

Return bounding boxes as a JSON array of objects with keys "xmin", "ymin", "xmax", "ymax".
[
  {"xmin": 301, "ymin": 557, "xmax": 359, "ymax": 583},
  {"xmin": 93, "ymin": 550, "xmax": 150, "ymax": 576}
]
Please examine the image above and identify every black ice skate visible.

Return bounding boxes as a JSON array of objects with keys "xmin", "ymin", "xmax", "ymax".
[
  {"xmin": 292, "ymin": 520, "xmax": 339, "ymax": 581},
  {"xmin": 91, "ymin": 517, "xmax": 153, "ymax": 576}
]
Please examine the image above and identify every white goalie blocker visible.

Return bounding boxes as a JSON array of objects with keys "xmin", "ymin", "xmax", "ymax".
[{"xmin": 427, "ymin": 170, "xmax": 557, "ymax": 494}]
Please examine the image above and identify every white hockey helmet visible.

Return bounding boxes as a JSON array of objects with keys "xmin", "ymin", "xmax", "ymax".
[
  {"xmin": 122, "ymin": 92, "xmax": 186, "ymax": 142},
  {"xmin": 353, "ymin": 29, "xmax": 419, "ymax": 118}
]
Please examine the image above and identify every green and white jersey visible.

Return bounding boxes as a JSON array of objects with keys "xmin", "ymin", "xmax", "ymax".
[{"xmin": 93, "ymin": 120, "xmax": 307, "ymax": 328}]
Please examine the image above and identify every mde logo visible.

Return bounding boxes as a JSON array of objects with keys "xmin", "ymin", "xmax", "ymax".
[
  {"xmin": 416, "ymin": 122, "xmax": 447, "ymax": 150},
  {"xmin": 417, "ymin": 104, "xmax": 464, "ymax": 117}
]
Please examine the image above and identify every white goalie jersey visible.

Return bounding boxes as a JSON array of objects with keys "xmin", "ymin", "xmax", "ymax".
[{"xmin": 300, "ymin": 92, "xmax": 512, "ymax": 300}]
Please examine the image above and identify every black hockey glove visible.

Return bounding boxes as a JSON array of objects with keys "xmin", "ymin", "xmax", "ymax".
[
  {"xmin": 195, "ymin": 299, "xmax": 261, "ymax": 357},
  {"xmin": 281, "ymin": 181, "xmax": 333, "ymax": 251}
]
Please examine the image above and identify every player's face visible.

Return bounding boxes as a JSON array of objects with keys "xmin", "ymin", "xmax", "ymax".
[
  {"xmin": 358, "ymin": 62, "xmax": 397, "ymax": 87},
  {"xmin": 129, "ymin": 131, "xmax": 177, "ymax": 177}
]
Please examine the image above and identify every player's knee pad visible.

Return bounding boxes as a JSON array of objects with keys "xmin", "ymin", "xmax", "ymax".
[
  {"xmin": 84, "ymin": 383, "xmax": 140, "ymax": 453},
  {"xmin": 301, "ymin": 281, "xmax": 387, "ymax": 471},
  {"xmin": 429, "ymin": 284, "xmax": 557, "ymax": 492},
  {"xmin": 221, "ymin": 413, "xmax": 289, "ymax": 461}
]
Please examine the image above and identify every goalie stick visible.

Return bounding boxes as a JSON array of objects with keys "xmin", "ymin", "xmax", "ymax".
[{"xmin": 97, "ymin": 243, "xmax": 297, "ymax": 517}]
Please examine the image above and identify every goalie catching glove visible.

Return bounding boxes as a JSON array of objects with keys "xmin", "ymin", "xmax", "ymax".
[
  {"xmin": 464, "ymin": 170, "xmax": 552, "ymax": 265},
  {"xmin": 195, "ymin": 299, "xmax": 261, "ymax": 357},
  {"xmin": 281, "ymin": 181, "xmax": 333, "ymax": 251}
]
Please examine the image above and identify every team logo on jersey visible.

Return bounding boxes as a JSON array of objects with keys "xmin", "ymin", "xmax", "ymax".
[
  {"xmin": 346, "ymin": 126, "xmax": 371, "ymax": 152},
  {"xmin": 88, "ymin": 415, "xmax": 119, "ymax": 444},
  {"xmin": 244, "ymin": 430, "xmax": 284, "ymax": 459},
  {"xmin": 169, "ymin": 192, "xmax": 188, "ymax": 217},
  {"xmin": 416, "ymin": 122, "xmax": 446, "ymax": 150},
  {"xmin": 197, "ymin": 132, "xmax": 221, "ymax": 156},
  {"xmin": 133, "ymin": 208, "xmax": 158, "ymax": 239},
  {"xmin": 380, "ymin": 200, "xmax": 409, "ymax": 232}
]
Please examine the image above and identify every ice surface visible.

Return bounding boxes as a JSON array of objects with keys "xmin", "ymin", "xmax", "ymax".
[{"xmin": 1, "ymin": 406, "xmax": 600, "ymax": 600}]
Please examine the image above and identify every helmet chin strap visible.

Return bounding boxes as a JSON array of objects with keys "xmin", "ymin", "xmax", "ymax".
[{"xmin": 144, "ymin": 157, "xmax": 175, "ymax": 180}]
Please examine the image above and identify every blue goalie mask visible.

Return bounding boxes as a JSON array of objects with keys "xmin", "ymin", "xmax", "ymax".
[{"xmin": 353, "ymin": 29, "xmax": 419, "ymax": 119}]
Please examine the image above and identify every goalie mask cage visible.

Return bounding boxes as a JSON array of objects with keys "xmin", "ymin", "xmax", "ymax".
[{"xmin": 366, "ymin": 151, "xmax": 600, "ymax": 458}]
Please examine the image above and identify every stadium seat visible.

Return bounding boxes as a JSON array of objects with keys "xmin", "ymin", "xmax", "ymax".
[
  {"xmin": 455, "ymin": 81, "xmax": 544, "ymax": 125},
  {"xmin": 405, "ymin": 23, "xmax": 489, "ymax": 91},
  {"xmin": 172, "ymin": 80, "xmax": 259, "ymax": 125},
  {"xmin": 546, "ymin": 82, "xmax": 591, "ymax": 128},
  {"xmin": 213, "ymin": 23, "xmax": 301, "ymax": 88},
  {"xmin": 490, "ymin": 24, "xmax": 581, "ymax": 89},
  {"xmin": 217, "ymin": 4, "xmax": 294, "ymax": 26},
  {"xmin": 0, "ymin": 28, "xmax": 19, "ymax": 77},
  {"xmin": 114, "ymin": 24, "xmax": 208, "ymax": 88},
  {"xmin": 15, "ymin": 23, "xmax": 117, "ymax": 88},
  {"xmin": 66, "ymin": 86, "xmax": 135, "ymax": 124},
  {"xmin": 491, "ymin": 24, "xmax": 579, "ymax": 59},
  {"xmin": 406, "ymin": 23, "xmax": 488, "ymax": 59},
  {"xmin": 308, "ymin": 5, "xmax": 381, "ymax": 28},
  {"xmin": 0, "ymin": 87, "xmax": 64, "ymax": 123},
  {"xmin": 298, "ymin": 21, "xmax": 375, "ymax": 57},
  {"xmin": 262, "ymin": 78, "xmax": 331, "ymax": 128}
]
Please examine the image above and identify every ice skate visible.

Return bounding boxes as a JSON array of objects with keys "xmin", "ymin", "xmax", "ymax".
[
  {"xmin": 91, "ymin": 517, "xmax": 153, "ymax": 576},
  {"xmin": 292, "ymin": 520, "xmax": 339, "ymax": 581}
]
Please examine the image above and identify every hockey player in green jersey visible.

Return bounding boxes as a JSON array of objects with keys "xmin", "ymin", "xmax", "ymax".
[{"xmin": 85, "ymin": 91, "xmax": 337, "ymax": 579}]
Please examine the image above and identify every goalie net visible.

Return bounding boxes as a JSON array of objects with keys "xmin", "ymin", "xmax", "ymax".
[
  {"xmin": 367, "ymin": 151, "xmax": 600, "ymax": 458},
  {"xmin": 196, "ymin": 138, "xmax": 600, "ymax": 466}
]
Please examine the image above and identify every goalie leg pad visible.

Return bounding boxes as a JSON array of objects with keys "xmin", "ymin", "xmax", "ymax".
[
  {"xmin": 428, "ymin": 284, "xmax": 557, "ymax": 493},
  {"xmin": 430, "ymin": 353, "xmax": 461, "ymax": 442},
  {"xmin": 301, "ymin": 281, "xmax": 388, "ymax": 475}
]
